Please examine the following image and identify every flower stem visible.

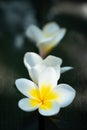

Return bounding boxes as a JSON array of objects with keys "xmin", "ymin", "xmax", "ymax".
[{"xmin": 38, "ymin": 114, "xmax": 45, "ymax": 130}]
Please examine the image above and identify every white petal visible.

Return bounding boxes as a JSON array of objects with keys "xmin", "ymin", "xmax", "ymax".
[
  {"xmin": 15, "ymin": 78, "xmax": 37, "ymax": 97},
  {"xmin": 29, "ymin": 65, "xmax": 46, "ymax": 83},
  {"xmin": 37, "ymin": 35, "xmax": 55, "ymax": 46},
  {"xmin": 25, "ymin": 25, "xmax": 45, "ymax": 43},
  {"xmin": 55, "ymin": 28, "xmax": 66, "ymax": 44},
  {"xmin": 28, "ymin": 55, "xmax": 62, "ymax": 82},
  {"xmin": 41, "ymin": 29, "xmax": 66, "ymax": 51},
  {"xmin": 29, "ymin": 67, "xmax": 39, "ymax": 84},
  {"xmin": 61, "ymin": 66, "xmax": 73, "ymax": 73},
  {"xmin": 24, "ymin": 52, "xmax": 42, "ymax": 69},
  {"xmin": 37, "ymin": 41, "xmax": 54, "ymax": 58},
  {"xmin": 39, "ymin": 101, "xmax": 60, "ymax": 116},
  {"xmin": 18, "ymin": 98, "xmax": 39, "ymax": 112},
  {"xmin": 42, "ymin": 55, "xmax": 62, "ymax": 79},
  {"xmin": 44, "ymin": 55, "xmax": 62, "ymax": 66},
  {"xmin": 37, "ymin": 37, "xmax": 56, "ymax": 57},
  {"xmin": 38, "ymin": 67, "xmax": 58, "ymax": 88},
  {"xmin": 43, "ymin": 22, "xmax": 60, "ymax": 35},
  {"xmin": 55, "ymin": 84, "xmax": 76, "ymax": 108},
  {"xmin": 37, "ymin": 30, "xmax": 66, "ymax": 57}
]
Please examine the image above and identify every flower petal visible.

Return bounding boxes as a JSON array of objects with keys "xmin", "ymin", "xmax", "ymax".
[
  {"xmin": 39, "ymin": 101, "xmax": 60, "ymax": 116},
  {"xmin": 24, "ymin": 52, "xmax": 42, "ymax": 70},
  {"xmin": 37, "ymin": 30, "xmax": 66, "ymax": 57},
  {"xmin": 43, "ymin": 55, "xmax": 62, "ymax": 79},
  {"xmin": 15, "ymin": 78, "xmax": 37, "ymax": 97},
  {"xmin": 38, "ymin": 67, "xmax": 58, "ymax": 88},
  {"xmin": 55, "ymin": 28, "xmax": 66, "ymax": 44},
  {"xmin": 18, "ymin": 98, "xmax": 40, "ymax": 112},
  {"xmin": 25, "ymin": 25, "xmax": 45, "ymax": 43},
  {"xmin": 37, "ymin": 37, "xmax": 56, "ymax": 57},
  {"xmin": 55, "ymin": 84, "xmax": 76, "ymax": 108},
  {"xmin": 61, "ymin": 66, "xmax": 73, "ymax": 73},
  {"xmin": 28, "ymin": 54, "xmax": 62, "ymax": 82},
  {"xmin": 37, "ymin": 55, "xmax": 62, "ymax": 79},
  {"xmin": 43, "ymin": 22, "xmax": 60, "ymax": 35},
  {"xmin": 43, "ymin": 55, "xmax": 62, "ymax": 66},
  {"xmin": 29, "ymin": 65, "xmax": 46, "ymax": 83},
  {"xmin": 37, "ymin": 35, "xmax": 55, "ymax": 45}
]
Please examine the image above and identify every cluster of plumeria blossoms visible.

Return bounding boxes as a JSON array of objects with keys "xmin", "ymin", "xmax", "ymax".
[
  {"xmin": 15, "ymin": 52, "xmax": 76, "ymax": 116},
  {"xmin": 26, "ymin": 22, "xmax": 66, "ymax": 57}
]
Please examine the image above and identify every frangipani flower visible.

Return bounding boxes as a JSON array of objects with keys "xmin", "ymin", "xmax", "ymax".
[
  {"xmin": 26, "ymin": 22, "xmax": 66, "ymax": 57},
  {"xmin": 15, "ymin": 68, "xmax": 76, "ymax": 116},
  {"xmin": 24, "ymin": 52, "xmax": 73, "ymax": 83}
]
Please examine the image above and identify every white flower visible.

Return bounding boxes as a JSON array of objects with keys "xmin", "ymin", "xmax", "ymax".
[
  {"xmin": 24, "ymin": 52, "xmax": 73, "ymax": 84},
  {"xmin": 26, "ymin": 22, "xmax": 66, "ymax": 57},
  {"xmin": 15, "ymin": 67, "xmax": 76, "ymax": 116}
]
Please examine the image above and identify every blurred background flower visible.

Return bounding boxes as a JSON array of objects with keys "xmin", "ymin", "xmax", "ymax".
[{"xmin": 26, "ymin": 22, "xmax": 66, "ymax": 57}]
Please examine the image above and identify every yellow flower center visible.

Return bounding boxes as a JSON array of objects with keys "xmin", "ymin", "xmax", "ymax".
[{"xmin": 29, "ymin": 84, "xmax": 59, "ymax": 109}]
